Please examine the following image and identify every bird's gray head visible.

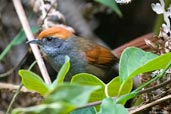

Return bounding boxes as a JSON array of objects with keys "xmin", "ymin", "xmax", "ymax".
[
  {"xmin": 27, "ymin": 37, "xmax": 66, "ymax": 55},
  {"xmin": 27, "ymin": 27, "xmax": 73, "ymax": 55}
]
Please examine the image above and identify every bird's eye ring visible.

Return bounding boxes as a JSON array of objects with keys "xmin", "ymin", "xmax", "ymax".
[{"xmin": 46, "ymin": 37, "xmax": 53, "ymax": 41}]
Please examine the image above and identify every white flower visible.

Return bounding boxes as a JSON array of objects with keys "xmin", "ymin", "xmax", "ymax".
[
  {"xmin": 151, "ymin": 70, "xmax": 161, "ymax": 77},
  {"xmin": 162, "ymin": 24, "xmax": 170, "ymax": 34},
  {"xmin": 159, "ymin": 24, "xmax": 171, "ymax": 39},
  {"xmin": 151, "ymin": 3, "xmax": 164, "ymax": 14},
  {"xmin": 167, "ymin": 4, "xmax": 171, "ymax": 18},
  {"xmin": 115, "ymin": 0, "xmax": 131, "ymax": 4}
]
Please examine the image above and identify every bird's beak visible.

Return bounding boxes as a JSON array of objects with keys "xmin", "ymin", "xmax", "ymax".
[{"xmin": 26, "ymin": 39, "xmax": 42, "ymax": 45}]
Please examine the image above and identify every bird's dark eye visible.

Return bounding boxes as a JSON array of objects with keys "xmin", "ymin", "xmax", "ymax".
[{"xmin": 46, "ymin": 37, "xmax": 53, "ymax": 41}]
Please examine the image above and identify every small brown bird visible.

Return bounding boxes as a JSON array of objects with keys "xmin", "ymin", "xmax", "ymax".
[{"xmin": 28, "ymin": 26, "xmax": 117, "ymax": 81}]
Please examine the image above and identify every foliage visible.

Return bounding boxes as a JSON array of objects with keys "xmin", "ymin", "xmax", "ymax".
[
  {"xmin": 3, "ymin": 0, "xmax": 171, "ymax": 113},
  {"xmin": 12, "ymin": 56, "xmax": 99, "ymax": 114},
  {"xmin": 11, "ymin": 46, "xmax": 171, "ymax": 114}
]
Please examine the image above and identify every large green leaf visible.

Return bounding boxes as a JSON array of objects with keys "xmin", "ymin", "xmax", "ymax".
[
  {"xmin": 0, "ymin": 26, "xmax": 39, "ymax": 61},
  {"xmin": 12, "ymin": 102, "xmax": 76, "ymax": 114},
  {"xmin": 120, "ymin": 47, "xmax": 171, "ymax": 84},
  {"xmin": 95, "ymin": 0, "xmax": 122, "ymax": 17},
  {"xmin": 119, "ymin": 47, "xmax": 171, "ymax": 102},
  {"xmin": 98, "ymin": 97, "xmax": 128, "ymax": 114},
  {"xmin": 120, "ymin": 47, "xmax": 159, "ymax": 83},
  {"xmin": 71, "ymin": 73, "xmax": 106, "ymax": 103},
  {"xmin": 19, "ymin": 70, "xmax": 49, "ymax": 96},
  {"xmin": 44, "ymin": 83, "xmax": 100, "ymax": 107},
  {"xmin": 51, "ymin": 56, "xmax": 70, "ymax": 88}
]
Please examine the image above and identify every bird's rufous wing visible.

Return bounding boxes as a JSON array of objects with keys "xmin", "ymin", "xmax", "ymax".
[{"xmin": 86, "ymin": 46, "xmax": 116, "ymax": 68}]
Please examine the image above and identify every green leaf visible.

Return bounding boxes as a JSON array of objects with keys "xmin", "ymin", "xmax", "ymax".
[
  {"xmin": 119, "ymin": 47, "xmax": 158, "ymax": 83},
  {"xmin": 44, "ymin": 83, "xmax": 100, "ymax": 107},
  {"xmin": 0, "ymin": 26, "xmax": 39, "ymax": 61},
  {"xmin": 71, "ymin": 107, "xmax": 97, "ymax": 114},
  {"xmin": 120, "ymin": 47, "xmax": 171, "ymax": 84},
  {"xmin": 95, "ymin": 0, "xmax": 122, "ymax": 17},
  {"xmin": 12, "ymin": 102, "xmax": 76, "ymax": 114},
  {"xmin": 19, "ymin": 70, "xmax": 49, "ymax": 96},
  {"xmin": 107, "ymin": 76, "xmax": 133, "ymax": 97},
  {"xmin": 98, "ymin": 97, "xmax": 128, "ymax": 114},
  {"xmin": 51, "ymin": 56, "xmax": 70, "ymax": 88},
  {"xmin": 71, "ymin": 73, "xmax": 106, "ymax": 103}
]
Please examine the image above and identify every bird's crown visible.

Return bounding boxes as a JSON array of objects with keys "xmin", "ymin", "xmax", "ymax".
[{"xmin": 38, "ymin": 26, "xmax": 73, "ymax": 40}]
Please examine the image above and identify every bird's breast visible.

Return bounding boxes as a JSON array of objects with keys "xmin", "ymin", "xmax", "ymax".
[{"xmin": 47, "ymin": 50, "xmax": 88, "ymax": 79}]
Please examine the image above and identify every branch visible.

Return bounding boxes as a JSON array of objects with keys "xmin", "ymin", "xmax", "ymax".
[
  {"xmin": 75, "ymin": 97, "xmax": 117, "ymax": 110},
  {"xmin": 138, "ymin": 78, "xmax": 171, "ymax": 95},
  {"xmin": 12, "ymin": 0, "xmax": 51, "ymax": 84},
  {"xmin": 0, "ymin": 82, "xmax": 33, "ymax": 93},
  {"xmin": 129, "ymin": 94, "xmax": 171, "ymax": 114}
]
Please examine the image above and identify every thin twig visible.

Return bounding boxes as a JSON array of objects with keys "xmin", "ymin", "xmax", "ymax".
[
  {"xmin": 12, "ymin": 0, "xmax": 51, "ymax": 84},
  {"xmin": 0, "ymin": 51, "xmax": 28, "ymax": 78},
  {"xmin": 0, "ymin": 82, "xmax": 35, "ymax": 93},
  {"xmin": 76, "ymin": 100, "xmax": 102, "ymax": 110},
  {"xmin": 138, "ymin": 78, "xmax": 171, "ymax": 95},
  {"xmin": 0, "ymin": 68, "xmax": 15, "ymax": 78},
  {"xmin": 75, "ymin": 97, "xmax": 117, "ymax": 110},
  {"xmin": 129, "ymin": 94, "xmax": 171, "ymax": 114},
  {"xmin": 128, "ymin": 78, "xmax": 171, "ymax": 113}
]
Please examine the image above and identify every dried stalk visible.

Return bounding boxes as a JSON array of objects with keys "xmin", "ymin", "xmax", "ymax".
[{"xmin": 12, "ymin": 0, "xmax": 51, "ymax": 84}]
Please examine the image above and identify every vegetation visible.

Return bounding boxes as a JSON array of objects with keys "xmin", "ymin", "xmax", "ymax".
[{"xmin": 1, "ymin": 0, "xmax": 171, "ymax": 114}]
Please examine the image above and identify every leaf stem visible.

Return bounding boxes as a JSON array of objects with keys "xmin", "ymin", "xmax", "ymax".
[
  {"xmin": 6, "ymin": 83, "xmax": 23, "ymax": 114},
  {"xmin": 105, "ymin": 85, "xmax": 109, "ymax": 97},
  {"xmin": 28, "ymin": 60, "xmax": 37, "ymax": 71}
]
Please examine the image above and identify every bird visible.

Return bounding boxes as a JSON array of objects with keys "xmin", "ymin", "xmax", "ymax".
[{"xmin": 27, "ymin": 26, "xmax": 118, "ymax": 82}]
